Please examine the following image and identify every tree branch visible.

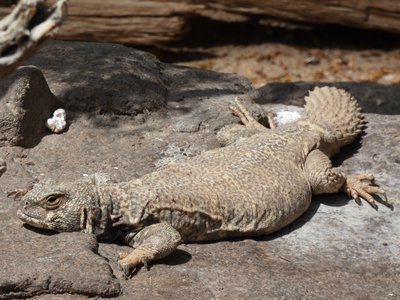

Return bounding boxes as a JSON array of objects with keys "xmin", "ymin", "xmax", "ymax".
[{"xmin": 0, "ymin": 0, "xmax": 68, "ymax": 78}]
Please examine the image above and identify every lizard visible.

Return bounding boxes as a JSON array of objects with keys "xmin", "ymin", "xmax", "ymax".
[{"xmin": 13, "ymin": 86, "xmax": 391, "ymax": 277}]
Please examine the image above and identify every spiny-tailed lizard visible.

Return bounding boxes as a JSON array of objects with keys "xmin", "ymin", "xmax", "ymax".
[{"xmin": 12, "ymin": 86, "xmax": 391, "ymax": 277}]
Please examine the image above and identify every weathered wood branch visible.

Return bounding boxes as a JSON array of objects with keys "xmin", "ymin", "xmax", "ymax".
[
  {"xmin": 1, "ymin": 0, "xmax": 399, "ymax": 46},
  {"xmin": 0, "ymin": 0, "xmax": 68, "ymax": 78},
  {"xmin": 208, "ymin": 0, "xmax": 400, "ymax": 32}
]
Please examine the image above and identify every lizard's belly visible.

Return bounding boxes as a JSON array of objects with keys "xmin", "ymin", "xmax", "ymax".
[{"xmin": 145, "ymin": 163, "xmax": 312, "ymax": 242}]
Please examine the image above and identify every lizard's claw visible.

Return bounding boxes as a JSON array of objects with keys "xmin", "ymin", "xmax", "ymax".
[
  {"xmin": 117, "ymin": 249, "xmax": 150, "ymax": 279},
  {"xmin": 343, "ymin": 174, "xmax": 392, "ymax": 210},
  {"xmin": 117, "ymin": 260, "xmax": 138, "ymax": 279}
]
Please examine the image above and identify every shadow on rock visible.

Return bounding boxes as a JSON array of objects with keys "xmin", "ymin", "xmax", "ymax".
[
  {"xmin": 333, "ymin": 134, "xmax": 364, "ymax": 166},
  {"xmin": 23, "ymin": 41, "xmax": 252, "ymax": 121},
  {"xmin": 314, "ymin": 194, "xmax": 350, "ymax": 208},
  {"xmin": 259, "ymin": 194, "xmax": 352, "ymax": 242},
  {"xmin": 158, "ymin": 248, "xmax": 192, "ymax": 266},
  {"xmin": 22, "ymin": 223, "xmax": 58, "ymax": 236},
  {"xmin": 162, "ymin": 64, "xmax": 252, "ymax": 104},
  {"xmin": 253, "ymin": 82, "xmax": 400, "ymax": 115},
  {"xmin": 260, "ymin": 198, "xmax": 322, "ymax": 242},
  {"xmin": 26, "ymin": 41, "xmax": 168, "ymax": 116}
]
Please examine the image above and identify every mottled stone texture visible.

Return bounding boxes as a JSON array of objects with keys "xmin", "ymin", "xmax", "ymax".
[
  {"xmin": 0, "ymin": 66, "xmax": 59, "ymax": 147},
  {"xmin": 0, "ymin": 41, "xmax": 398, "ymax": 299}
]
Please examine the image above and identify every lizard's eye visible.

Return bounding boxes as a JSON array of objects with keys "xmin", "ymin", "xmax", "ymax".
[{"xmin": 43, "ymin": 195, "xmax": 63, "ymax": 210}]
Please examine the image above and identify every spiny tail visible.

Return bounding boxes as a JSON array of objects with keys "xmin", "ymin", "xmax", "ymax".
[{"xmin": 304, "ymin": 86, "xmax": 365, "ymax": 148}]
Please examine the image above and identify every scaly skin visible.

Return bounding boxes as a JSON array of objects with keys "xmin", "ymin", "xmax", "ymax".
[{"xmin": 14, "ymin": 87, "xmax": 390, "ymax": 277}]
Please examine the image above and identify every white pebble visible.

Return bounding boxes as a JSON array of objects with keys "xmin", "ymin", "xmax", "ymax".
[
  {"xmin": 274, "ymin": 111, "xmax": 301, "ymax": 126},
  {"xmin": 46, "ymin": 108, "xmax": 67, "ymax": 133}
]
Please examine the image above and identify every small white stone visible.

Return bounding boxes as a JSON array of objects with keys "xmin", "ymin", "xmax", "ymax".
[
  {"xmin": 274, "ymin": 111, "xmax": 302, "ymax": 126},
  {"xmin": 46, "ymin": 108, "xmax": 67, "ymax": 133}
]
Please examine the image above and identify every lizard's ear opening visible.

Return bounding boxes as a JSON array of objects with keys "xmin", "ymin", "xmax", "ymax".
[
  {"xmin": 41, "ymin": 194, "xmax": 64, "ymax": 210},
  {"xmin": 80, "ymin": 206, "xmax": 100, "ymax": 234},
  {"xmin": 7, "ymin": 186, "xmax": 33, "ymax": 201}
]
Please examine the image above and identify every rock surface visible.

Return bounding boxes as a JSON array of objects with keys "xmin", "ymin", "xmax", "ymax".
[
  {"xmin": 0, "ymin": 66, "xmax": 59, "ymax": 148},
  {"xmin": 0, "ymin": 41, "xmax": 398, "ymax": 299}
]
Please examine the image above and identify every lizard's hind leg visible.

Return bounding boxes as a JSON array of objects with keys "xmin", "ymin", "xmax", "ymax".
[
  {"xmin": 305, "ymin": 149, "xmax": 391, "ymax": 210},
  {"xmin": 230, "ymin": 97, "xmax": 277, "ymax": 130}
]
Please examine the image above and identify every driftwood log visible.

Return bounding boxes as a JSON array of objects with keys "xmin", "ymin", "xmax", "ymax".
[
  {"xmin": 1, "ymin": 0, "xmax": 399, "ymax": 46},
  {"xmin": 0, "ymin": 0, "xmax": 68, "ymax": 78}
]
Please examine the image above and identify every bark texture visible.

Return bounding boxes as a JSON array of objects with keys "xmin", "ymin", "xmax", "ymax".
[{"xmin": 2, "ymin": 0, "xmax": 399, "ymax": 46}]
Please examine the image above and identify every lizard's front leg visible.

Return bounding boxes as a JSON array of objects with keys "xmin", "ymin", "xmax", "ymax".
[
  {"xmin": 305, "ymin": 149, "xmax": 391, "ymax": 209},
  {"xmin": 230, "ymin": 96, "xmax": 276, "ymax": 129},
  {"xmin": 118, "ymin": 222, "xmax": 182, "ymax": 278},
  {"xmin": 218, "ymin": 97, "xmax": 276, "ymax": 146}
]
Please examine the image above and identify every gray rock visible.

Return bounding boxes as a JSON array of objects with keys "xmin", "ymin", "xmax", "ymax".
[
  {"xmin": 25, "ymin": 41, "xmax": 252, "ymax": 115},
  {"xmin": 0, "ymin": 66, "xmax": 59, "ymax": 147},
  {"xmin": 0, "ymin": 41, "xmax": 398, "ymax": 299},
  {"xmin": 26, "ymin": 41, "xmax": 167, "ymax": 115},
  {"xmin": 162, "ymin": 63, "xmax": 253, "ymax": 102}
]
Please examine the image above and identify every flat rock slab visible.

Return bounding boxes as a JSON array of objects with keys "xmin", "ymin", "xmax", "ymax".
[{"xmin": 0, "ymin": 41, "xmax": 398, "ymax": 299}]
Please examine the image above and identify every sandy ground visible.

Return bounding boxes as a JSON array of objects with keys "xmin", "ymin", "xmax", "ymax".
[
  {"xmin": 157, "ymin": 22, "xmax": 400, "ymax": 87},
  {"xmin": 180, "ymin": 44, "xmax": 400, "ymax": 87}
]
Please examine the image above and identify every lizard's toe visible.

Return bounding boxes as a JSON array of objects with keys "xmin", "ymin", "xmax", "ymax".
[
  {"xmin": 343, "ymin": 174, "xmax": 390, "ymax": 210},
  {"xmin": 117, "ymin": 261, "xmax": 133, "ymax": 279},
  {"xmin": 117, "ymin": 250, "xmax": 147, "ymax": 278},
  {"xmin": 356, "ymin": 173, "xmax": 375, "ymax": 183}
]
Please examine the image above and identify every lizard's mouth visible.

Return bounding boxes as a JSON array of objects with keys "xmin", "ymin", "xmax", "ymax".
[{"xmin": 17, "ymin": 209, "xmax": 50, "ymax": 229}]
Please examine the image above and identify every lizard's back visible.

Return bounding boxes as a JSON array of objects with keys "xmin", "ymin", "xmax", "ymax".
[
  {"xmin": 16, "ymin": 87, "xmax": 367, "ymax": 248},
  {"xmin": 139, "ymin": 127, "xmax": 315, "ymax": 241},
  {"xmin": 130, "ymin": 87, "xmax": 364, "ymax": 242}
]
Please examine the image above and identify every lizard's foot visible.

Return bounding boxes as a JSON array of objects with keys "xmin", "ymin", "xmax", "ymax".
[
  {"xmin": 342, "ymin": 174, "xmax": 392, "ymax": 210},
  {"xmin": 230, "ymin": 97, "xmax": 275, "ymax": 129},
  {"xmin": 117, "ymin": 248, "xmax": 152, "ymax": 279}
]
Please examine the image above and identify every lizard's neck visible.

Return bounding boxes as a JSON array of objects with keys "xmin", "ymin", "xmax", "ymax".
[{"xmin": 78, "ymin": 184, "xmax": 115, "ymax": 239}]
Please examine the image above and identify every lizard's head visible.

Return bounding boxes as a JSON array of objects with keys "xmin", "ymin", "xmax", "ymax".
[{"xmin": 16, "ymin": 182, "xmax": 100, "ymax": 233}]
